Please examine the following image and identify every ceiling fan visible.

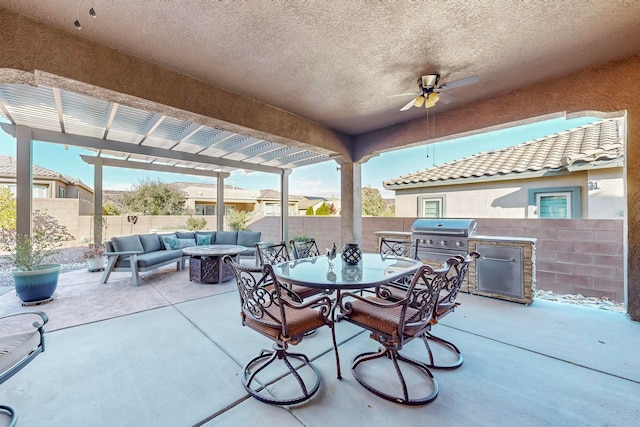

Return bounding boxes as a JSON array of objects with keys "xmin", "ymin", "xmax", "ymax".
[{"xmin": 399, "ymin": 74, "xmax": 479, "ymax": 111}]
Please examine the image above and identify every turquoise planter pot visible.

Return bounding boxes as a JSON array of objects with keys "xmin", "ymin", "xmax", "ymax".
[{"xmin": 12, "ymin": 264, "xmax": 61, "ymax": 303}]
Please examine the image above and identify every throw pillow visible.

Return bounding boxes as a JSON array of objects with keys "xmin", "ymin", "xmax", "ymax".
[
  {"xmin": 196, "ymin": 234, "xmax": 212, "ymax": 246},
  {"xmin": 162, "ymin": 235, "xmax": 179, "ymax": 250}
]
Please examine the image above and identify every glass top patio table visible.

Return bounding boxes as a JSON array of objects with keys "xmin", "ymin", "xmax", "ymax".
[{"xmin": 272, "ymin": 252, "xmax": 421, "ymax": 290}]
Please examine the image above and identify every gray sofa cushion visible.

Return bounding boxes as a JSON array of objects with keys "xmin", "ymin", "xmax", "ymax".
[
  {"xmin": 215, "ymin": 231, "xmax": 238, "ymax": 245},
  {"xmin": 112, "ymin": 235, "xmax": 144, "ymax": 253},
  {"xmin": 115, "ymin": 249, "xmax": 183, "ymax": 268},
  {"xmin": 238, "ymin": 231, "xmax": 261, "ymax": 247},
  {"xmin": 139, "ymin": 233, "xmax": 163, "ymax": 253},
  {"xmin": 176, "ymin": 231, "xmax": 195, "ymax": 239}
]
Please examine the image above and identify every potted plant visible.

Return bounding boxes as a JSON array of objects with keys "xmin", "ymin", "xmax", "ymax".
[
  {"xmin": 0, "ymin": 210, "xmax": 74, "ymax": 304},
  {"xmin": 83, "ymin": 242, "xmax": 106, "ymax": 271}
]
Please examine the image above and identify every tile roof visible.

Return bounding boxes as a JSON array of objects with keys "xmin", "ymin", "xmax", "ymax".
[
  {"xmin": 383, "ymin": 117, "xmax": 624, "ymax": 188},
  {"xmin": 0, "ymin": 154, "xmax": 87, "ymax": 186}
]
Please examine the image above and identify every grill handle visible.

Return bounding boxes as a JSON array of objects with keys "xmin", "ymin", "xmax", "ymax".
[
  {"xmin": 483, "ymin": 256, "xmax": 515, "ymax": 262},
  {"xmin": 414, "ymin": 230, "xmax": 468, "ymax": 236}
]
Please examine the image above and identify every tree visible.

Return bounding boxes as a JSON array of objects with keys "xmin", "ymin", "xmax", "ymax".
[
  {"xmin": 0, "ymin": 187, "xmax": 16, "ymax": 230},
  {"xmin": 328, "ymin": 203, "xmax": 337, "ymax": 215},
  {"xmin": 122, "ymin": 179, "xmax": 186, "ymax": 215},
  {"xmin": 315, "ymin": 202, "xmax": 330, "ymax": 215},
  {"xmin": 305, "ymin": 206, "xmax": 314, "ymax": 216},
  {"xmin": 361, "ymin": 187, "xmax": 389, "ymax": 216}
]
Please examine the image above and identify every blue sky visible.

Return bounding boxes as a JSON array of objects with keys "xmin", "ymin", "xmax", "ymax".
[{"xmin": 0, "ymin": 116, "xmax": 598, "ymax": 198}]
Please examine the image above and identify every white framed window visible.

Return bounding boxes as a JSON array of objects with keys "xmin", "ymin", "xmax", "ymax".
[
  {"xmin": 265, "ymin": 203, "xmax": 280, "ymax": 216},
  {"xmin": 59, "ymin": 187, "xmax": 66, "ymax": 198},
  {"xmin": 418, "ymin": 196, "xmax": 444, "ymax": 218}
]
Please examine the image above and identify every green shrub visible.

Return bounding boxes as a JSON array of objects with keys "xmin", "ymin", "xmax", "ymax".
[{"xmin": 186, "ymin": 216, "xmax": 207, "ymax": 231}]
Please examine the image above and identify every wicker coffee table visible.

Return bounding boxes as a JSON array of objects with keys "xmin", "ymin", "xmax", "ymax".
[{"xmin": 182, "ymin": 244, "xmax": 246, "ymax": 284}]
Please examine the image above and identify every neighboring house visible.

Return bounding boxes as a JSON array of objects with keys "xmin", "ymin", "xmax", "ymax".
[
  {"xmin": 384, "ymin": 117, "xmax": 625, "ymax": 219},
  {"xmin": 296, "ymin": 196, "xmax": 341, "ymax": 215},
  {"xmin": 0, "ymin": 154, "xmax": 94, "ymax": 215},
  {"xmin": 173, "ymin": 182, "xmax": 302, "ymax": 216}
]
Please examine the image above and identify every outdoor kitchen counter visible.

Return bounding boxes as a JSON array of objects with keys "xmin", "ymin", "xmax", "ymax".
[{"xmin": 467, "ymin": 236, "xmax": 537, "ymax": 304}]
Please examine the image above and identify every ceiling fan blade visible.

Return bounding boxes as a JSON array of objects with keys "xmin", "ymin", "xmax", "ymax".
[
  {"xmin": 438, "ymin": 74, "xmax": 479, "ymax": 90},
  {"xmin": 388, "ymin": 92, "xmax": 421, "ymax": 98},
  {"xmin": 400, "ymin": 98, "xmax": 417, "ymax": 111},
  {"xmin": 437, "ymin": 92, "xmax": 455, "ymax": 104}
]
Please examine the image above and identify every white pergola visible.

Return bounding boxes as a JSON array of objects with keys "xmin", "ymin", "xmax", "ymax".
[{"xmin": 0, "ymin": 82, "xmax": 333, "ymax": 244}]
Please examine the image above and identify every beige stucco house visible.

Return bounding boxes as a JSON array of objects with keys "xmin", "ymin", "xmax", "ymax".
[
  {"xmin": 176, "ymin": 183, "xmax": 301, "ymax": 217},
  {"xmin": 385, "ymin": 117, "xmax": 624, "ymax": 219},
  {"xmin": 0, "ymin": 154, "xmax": 94, "ymax": 216}
]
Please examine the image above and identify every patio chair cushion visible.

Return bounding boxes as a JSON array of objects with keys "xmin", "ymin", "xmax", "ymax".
[
  {"xmin": 348, "ymin": 297, "xmax": 423, "ymax": 338},
  {"xmin": 112, "ymin": 235, "xmax": 144, "ymax": 253},
  {"xmin": 244, "ymin": 305, "xmax": 327, "ymax": 339},
  {"xmin": 215, "ymin": 231, "xmax": 238, "ymax": 245},
  {"xmin": 0, "ymin": 330, "xmax": 41, "ymax": 373},
  {"xmin": 139, "ymin": 233, "xmax": 163, "ymax": 253}
]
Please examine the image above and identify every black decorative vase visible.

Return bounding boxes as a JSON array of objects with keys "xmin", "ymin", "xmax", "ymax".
[{"xmin": 341, "ymin": 243, "xmax": 362, "ymax": 265}]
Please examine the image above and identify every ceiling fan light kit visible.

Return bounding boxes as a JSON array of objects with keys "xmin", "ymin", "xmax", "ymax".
[{"xmin": 398, "ymin": 73, "xmax": 479, "ymax": 111}]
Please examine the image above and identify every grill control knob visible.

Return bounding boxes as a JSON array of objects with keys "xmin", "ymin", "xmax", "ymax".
[
  {"xmin": 456, "ymin": 241, "xmax": 464, "ymax": 247},
  {"xmin": 427, "ymin": 239, "xmax": 433, "ymax": 245},
  {"xmin": 440, "ymin": 240, "xmax": 447, "ymax": 246}
]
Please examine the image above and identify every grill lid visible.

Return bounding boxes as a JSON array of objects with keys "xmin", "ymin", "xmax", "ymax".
[{"xmin": 411, "ymin": 218, "xmax": 477, "ymax": 237}]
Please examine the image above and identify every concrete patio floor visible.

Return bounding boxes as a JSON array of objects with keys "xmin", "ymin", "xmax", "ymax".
[{"xmin": 1, "ymin": 264, "xmax": 639, "ymax": 426}]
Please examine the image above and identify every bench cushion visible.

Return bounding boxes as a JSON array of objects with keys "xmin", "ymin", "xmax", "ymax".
[
  {"xmin": 139, "ymin": 233, "xmax": 163, "ymax": 253},
  {"xmin": 112, "ymin": 235, "xmax": 144, "ymax": 253},
  {"xmin": 215, "ymin": 231, "xmax": 238, "ymax": 245},
  {"xmin": 115, "ymin": 249, "xmax": 183, "ymax": 268}
]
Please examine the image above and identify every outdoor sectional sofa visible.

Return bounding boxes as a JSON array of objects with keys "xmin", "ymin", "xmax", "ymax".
[{"xmin": 100, "ymin": 230, "xmax": 262, "ymax": 286}]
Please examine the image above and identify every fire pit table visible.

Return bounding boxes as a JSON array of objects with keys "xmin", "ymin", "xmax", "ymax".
[{"xmin": 182, "ymin": 244, "xmax": 247, "ymax": 284}]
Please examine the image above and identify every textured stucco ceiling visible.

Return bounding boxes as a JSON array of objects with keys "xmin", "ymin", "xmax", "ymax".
[{"xmin": 1, "ymin": 1, "xmax": 640, "ymax": 135}]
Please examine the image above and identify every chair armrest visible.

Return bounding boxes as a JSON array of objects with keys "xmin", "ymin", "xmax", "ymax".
[{"xmin": 0, "ymin": 311, "xmax": 49, "ymax": 328}]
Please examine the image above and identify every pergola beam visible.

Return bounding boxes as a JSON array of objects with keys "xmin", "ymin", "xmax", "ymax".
[
  {"xmin": 80, "ymin": 155, "xmax": 232, "ymax": 179},
  {"xmin": 0, "ymin": 123, "xmax": 285, "ymax": 174}
]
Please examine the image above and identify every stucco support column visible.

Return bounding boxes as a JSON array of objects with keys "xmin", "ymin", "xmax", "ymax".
[
  {"xmin": 217, "ymin": 174, "xmax": 225, "ymax": 231},
  {"xmin": 280, "ymin": 169, "xmax": 291, "ymax": 243},
  {"xmin": 93, "ymin": 157, "xmax": 103, "ymax": 244},
  {"xmin": 15, "ymin": 125, "xmax": 33, "ymax": 239},
  {"xmin": 340, "ymin": 162, "xmax": 362, "ymax": 247},
  {"xmin": 627, "ymin": 114, "xmax": 640, "ymax": 321}
]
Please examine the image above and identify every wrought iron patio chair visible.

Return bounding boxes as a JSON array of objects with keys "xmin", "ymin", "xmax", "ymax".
[
  {"xmin": 376, "ymin": 237, "xmax": 419, "ymax": 293},
  {"xmin": 255, "ymin": 241, "xmax": 323, "ymax": 302},
  {"xmin": 224, "ymin": 256, "xmax": 338, "ymax": 405},
  {"xmin": 379, "ymin": 236, "xmax": 414, "ymax": 257},
  {"xmin": 421, "ymin": 251, "xmax": 480, "ymax": 369},
  {"xmin": 289, "ymin": 238, "xmax": 321, "ymax": 260},
  {"xmin": 1, "ymin": 311, "xmax": 48, "ymax": 426},
  {"xmin": 337, "ymin": 263, "xmax": 450, "ymax": 405}
]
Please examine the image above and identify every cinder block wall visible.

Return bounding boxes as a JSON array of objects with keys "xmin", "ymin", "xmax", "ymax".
[{"xmin": 79, "ymin": 215, "xmax": 625, "ymax": 303}]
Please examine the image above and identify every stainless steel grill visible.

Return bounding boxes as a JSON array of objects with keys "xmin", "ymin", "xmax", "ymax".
[{"xmin": 411, "ymin": 218, "xmax": 477, "ymax": 261}]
